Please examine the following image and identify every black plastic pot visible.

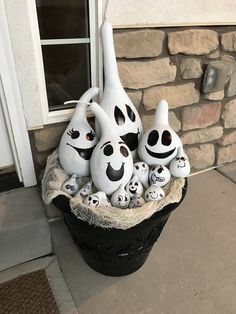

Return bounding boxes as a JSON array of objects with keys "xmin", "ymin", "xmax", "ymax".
[{"xmin": 53, "ymin": 180, "xmax": 187, "ymax": 276}]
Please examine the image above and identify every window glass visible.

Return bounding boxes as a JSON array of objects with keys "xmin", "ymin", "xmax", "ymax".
[
  {"xmin": 42, "ymin": 44, "xmax": 90, "ymax": 111},
  {"xmin": 36, "ymin": 0, "xmax": 89, "ymax": 39}
]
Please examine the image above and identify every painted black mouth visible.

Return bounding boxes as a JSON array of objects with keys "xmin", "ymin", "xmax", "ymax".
[
  {"xmin": 129, "ymin": 189, "xmax": 137, "ymax": 195},
  {"xmin": 145, "ymin": 146, "xmax": 176, "ymax": 159},
  {"xmin": 106, "ymin": 162, "xmax": 124, "ymax": 181},
  {"xmin": 121, "ymin": 129, "xmax": 140, "ymax": 151},
  {"xmin": 67, "ymin": 143, "xmax": 95, "ymax": 160}
]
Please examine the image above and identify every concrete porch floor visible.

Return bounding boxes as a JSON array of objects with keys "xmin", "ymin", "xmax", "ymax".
[{"xmin": 50, "ymin": 169, "xmax": 236, "ymax": 314}]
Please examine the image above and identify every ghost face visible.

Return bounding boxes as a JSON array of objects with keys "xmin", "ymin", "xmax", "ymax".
[
  {"xmin": 59, "ymin": 121, "xmax": 97, "ymax": 176},
  {"xmin": 170, "ymin": 155, "xmax": 190, "ymax": 178},
  {"xmin": 149, "ymin": 165, "xmax": 171, "ymax": 187},
  {"xmin": 113, "ymin": 103, "xmax": 142, "ymax": 155},
  {"xmin": 126, "ymin": 176, "xmax": 143, "ymax": 197},
  {"xmin": 145, "ymin": 185, "xmax": 165, "ymax": 202},
  {"xmin": 138, "ymin": 126, "xmax": 182, "ymax": 166},
  {"xmin": 112, "ymin": 194, "xmax": 130, "ymax": 209},
  {"xmin": 90, "ymin": 139, "xmax": 133, "ymax": 195},
  {"xmin": 133, "ymin": 162, "xmax": 149, "ymax": 189},
  {"xmin": 84, "ymin": 195, "xmax": 99, "ymax": 207}
]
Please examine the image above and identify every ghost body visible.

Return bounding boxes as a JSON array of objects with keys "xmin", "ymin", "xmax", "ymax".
[
  {"xmin": 138, "ymin": 100, "xmax": 182, "ymax": 166},
  {"xmin": 125, "ymin": 175, "xmax": 143, "ymax": 198},
  {"xmin": 133, "ymin": 162, "xmax": 149, "ymax": 189},
  {"xmin": 169, "ymin": 147, "xmax": 190, "ymax": 178},
  {"xmin": 111, "ymin": 184, "xmax": 130, "ymax": 209},
  {"xmin": 145, "ymin": 185, "xmax": 165, "ymax": 202},
  {"xmin": 61, "ymin": 174, "xmax": 79, "ymax": 196},
  {"xmin": 75, "ymin": 179, "xmax": 93, "ymax": 198},
  {"xmin": 90, "ymin": 102, "xmax": 133, "ymax": 195},
  {"xmin": 84, "ymin": 191, "xmax": 111, "ymax": 208},
  {"xmin": 59, "ymin": 87, "xmax": 99, "ymax": 176},
  {"xmin": 149, "ymin": 165, "xmax": 171, "ymax": 187},
  {"xmin": 96, "ymin": 22, "xmax": 143, "ymax": 158}
]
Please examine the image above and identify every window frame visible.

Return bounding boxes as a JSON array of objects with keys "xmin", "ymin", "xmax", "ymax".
[{"xmin": 35, "ymin": 0, "xmax": 103, "ymax": 125}]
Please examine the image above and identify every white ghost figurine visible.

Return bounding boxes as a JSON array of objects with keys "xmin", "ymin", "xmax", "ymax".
[
  {"xmin": 145, "ymin": 185, "xmax": 165, "ymax": 202},
  {"xmin": 89, "ymin": 102, "xmax": 133, "ymax": 195},
  {"xmin": 61, "ymin": 174, "xmax": 79, "ymax": 196},
  {"xmin": 125, "ymin": 175, "xmax": 143, "ymax": 198},
  {"xmin": 138, "ymin": 99, "xmax": 182, "ymax": 166},
  {"xmin": 129, "ymin": 195, "xmax": 145, "ymax": 208},
  {"xmin": 59, "ymin": 87, "xmax": 99, "ymax": 176},
  {"xmin": 96, "ymin": 22, "xmax": 143, "ymax": 158},
  {"xmin": 75, "ymin": 179, "xmax": 93, "ymax": 198},
  {"xmin": 111, "ymin": 184, "xmax": 130, "ymax": 209},
  {"xmin": 169, "ymin": 147, "xmax": 190, "ymax": 178},
  {"xmin": 149, "ymin": 165, "xmax": 171, "ymax": 187},
  {"xmin": 133, "ymin": 161, "xmax": 149, "ymax": 189},
  {"xmin": 84, "ymin": 191, "xmax": 111, "ymax": 208}
]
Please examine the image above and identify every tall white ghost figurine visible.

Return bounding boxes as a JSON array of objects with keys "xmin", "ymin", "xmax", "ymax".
[
  {"xmin": 59, "ymin": 87, "xmax": 99, "ymax": 176},
  {"xmin": 89, "ymin": 102, "xmax": 133, "ymax": 195},
  {"xmin": 169, "ymin": 147, "xmax": 190, "ymax": 178},
  {"xmin": 138, "ymin": 99, "xmax": 182, "ymax": 166},
  {"xmin": 84, "ymin": 191, "xmax": 111, "ymax": 208},
  {"xmin": 61, "ymin": 174, "xmax": 79, "ymax": 196},
  {"xmin": 145, "ymin": 185, "xmax": 165, "ymax": 202},
  {"xmin": 125, "ymin": 175, "xmax": 143, "ymax": 198},
  {"xmin": 96, "ymin": 22, "xmax": 143, "ymax": 158}
]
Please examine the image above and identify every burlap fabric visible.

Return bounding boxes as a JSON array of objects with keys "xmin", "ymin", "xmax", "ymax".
[{"xmin": 42, "ymin": 150, "xmax": 185, "ymax": 230}]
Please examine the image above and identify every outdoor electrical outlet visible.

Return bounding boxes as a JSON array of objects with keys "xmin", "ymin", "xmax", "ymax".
[{"xmin": 202, "ymin": 61, "xmax": 227, "ymax": 94}]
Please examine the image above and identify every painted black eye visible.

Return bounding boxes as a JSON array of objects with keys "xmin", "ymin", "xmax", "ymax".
[
  {"xmin": 104, "ymin": 144, "xmax": 113, "ymax": 156},
  {"xmin": 88, "ymin": 196, "xmax": 92, "ymax": 201},
  {"xmin": 118, "ymin": 196, "xmax": 122, "ymax": 201},
  {"xmin": 120, "ymin": 146, "xmax": 129, "ymax": 157},
  {"xmin": 142, "ymin": 163, "xmax": 145, "ymax": 168},
  {"xmin": 151, "ymin": 167, "xmax": 155, "ymax": 171},
  {"xmin": 93, "ymin": 199, "xmax": 97, "ymax": 204},
  {"xmin": 114, "ymin": 106, "xmax": 125, "ymax": 125},
  {"xmin": 126, "ymin": 104, "xmax": 136, "ymax": 122},
  {"xmin": 135, "ymin": 165, "xmax": 139, "ymax": 170},
  {"xmin": 125, "ymin": 196, "xmax": 128, "ymax": 202},
  {"xmin": 147, "ymin": 130, "xmax": 159, "ymax": 146},
  {"xmin": 161, "ymin": 130, "xmax": 172, "ymax": 146},
  {"xmin": 157, "ymin": 167, "xmax": 163, "ymax": 174},
  {"xmin": 67, "ymin": 128, "xmax": 80, "ymax": 139},
  {"xmin": 134, "ymin": 182, "xmax": 138, "ymax": 186},
  {"xmin": 86, "ymin": 130, "xmax": 95, "ymax": 141}
]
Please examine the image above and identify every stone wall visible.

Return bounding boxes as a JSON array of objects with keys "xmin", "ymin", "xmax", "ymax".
[{"xmin": 31, "ymin": 26, "xmax": 236, "ymax": 179}]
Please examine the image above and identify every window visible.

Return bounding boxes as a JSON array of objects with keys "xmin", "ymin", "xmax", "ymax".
[{"xmin": 35, "ymin": 0, "xmax": 101, "ymax": 123}]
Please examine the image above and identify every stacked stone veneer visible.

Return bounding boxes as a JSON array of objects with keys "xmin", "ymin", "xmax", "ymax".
[
  {"xmin": 115, "ymin": 27, "xmax": 236, "ymax": 170},
  {"xmin": 31, "ymin": 27, "xmax": 236, "ymax": 178}
]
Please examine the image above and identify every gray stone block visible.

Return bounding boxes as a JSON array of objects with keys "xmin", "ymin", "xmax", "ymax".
[{"xmin": 0, "ymin": 187, "xmax": 52, "ymax": 271}]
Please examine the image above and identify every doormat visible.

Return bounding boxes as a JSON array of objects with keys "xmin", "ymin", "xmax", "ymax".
[{"xmin": 0, "ymin": 269, "xmax": 59, "ymax": 314}]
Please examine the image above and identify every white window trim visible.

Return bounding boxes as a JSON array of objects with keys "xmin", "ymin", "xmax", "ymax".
[
  {"xmin": 0, "ymin": 0, "xmax": 37, "ymax": 187},
  {"xmin": 29, "ymin": 0, "xmax": 103, "ymax": 126}
]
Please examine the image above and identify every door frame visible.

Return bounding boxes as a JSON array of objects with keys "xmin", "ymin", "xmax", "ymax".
[{"xmin": 0, "ymin": 0, "xmax": 37, "ymax": 187}]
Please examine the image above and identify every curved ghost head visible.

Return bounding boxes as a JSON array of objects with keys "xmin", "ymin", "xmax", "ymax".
[
  {"xmin": 145, "ymin": 185, "xmax": 165, "ymax": 202},
  {"xmin": 169, "ymin": 147, "xmax": 190, "ymax": 178},
  {"xmin": 84, "ymin": 191, "xmax": 111, "ymax": 208},
  {"xmin": 149, "ymin": 165, "xmax": 171, "ymax": 187},
  {"xmin": 111, "ymin": 184, "xmax": 130, "ymax": 209},
  {"xmin": 59, "ymin": 87, "xmax": 99, "ymax": 176},
  {"xmin": 90, "ymin": 102, "xmax": 133, "ymax": 195},
  {"xmin": 138, "ymin": 100, "xmax": 182, "ymax": 166},
  {"xmin": 96, "ymin": 22, "xmax": 143, "ymax": 158}
]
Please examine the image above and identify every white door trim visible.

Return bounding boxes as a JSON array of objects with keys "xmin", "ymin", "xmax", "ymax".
[{"xmin": 0, "ymin": 0, "xmax": 37, "ymax": 187}]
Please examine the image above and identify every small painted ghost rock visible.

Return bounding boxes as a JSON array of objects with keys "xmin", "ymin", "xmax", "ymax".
[
  {"xmin": 126, "ymin": 175, "xmax": 143, "ymax": 198},
  {"xmin": 129, "ymin": 195, "xmax": 145, "ymax": 208},
  {"xmin": 138, "ymin": 99, "xmax": 182, "ymax": 166},
  {"xmin": 133, "ymin": 162, "xmax": 149, "ymax": 189},
  {"xmin": 75, "ymin": 179, "xmax": 93, "ymax": 198},
  {"xmin": 145, "ymin": 185, "xmax": 165, "ymax": 202},
  {"xmin": 84, "ymin": 191, "xmax": 111, "ymax": 208},
  {"xmin": 169, "ymin": 147, "xmax": 190, "ymax": 178},
  {"xmin": 111, "ymin": 184, "xmax": 130, "ymax": 209},
  {"xmin": 61, "ymin": 174, "xmax": 79, "ymax": 196},
  {"xmin": 149, "ymin": 165, "xmax": 171, "ymax": 187}
]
